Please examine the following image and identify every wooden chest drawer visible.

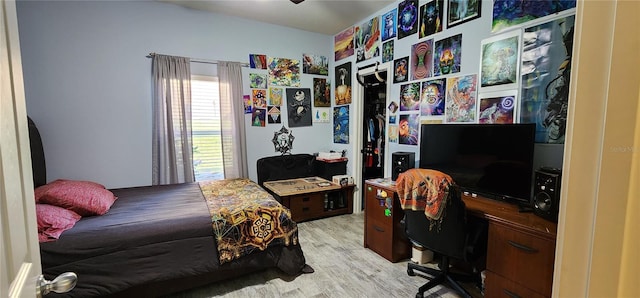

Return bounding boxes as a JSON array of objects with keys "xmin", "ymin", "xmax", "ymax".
[
  {"xmin": 365, "ymin": 217, "xmax": 393, "ymax": 259},
  {"xmin": 288, "ymin": 193, "xmax": 325, "ymax": 222},
  {"xmin": 485, "ymin": 270, "xmax": 547, "ymax": 298},
  {"xmin": 487, "ymin": 222, "xmax": 555, "ymax": 296}
]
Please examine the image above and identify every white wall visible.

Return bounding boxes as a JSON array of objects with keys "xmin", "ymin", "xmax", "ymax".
[{"xmin": 17, "ymin": 0, "xmax": 332, "ymax": 188}]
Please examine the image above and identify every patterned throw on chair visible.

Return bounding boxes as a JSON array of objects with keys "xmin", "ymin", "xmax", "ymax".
[{"xmin": 396, "ymin": 168, "xmax": 456, "ymax": 230}]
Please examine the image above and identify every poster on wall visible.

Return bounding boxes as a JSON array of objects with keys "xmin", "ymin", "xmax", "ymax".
[
  {"xmin": 381, "ymin": 8, "xmax": 397, "ymax": 41},
  {"xmin": 252, "ymin": 89, "xmax": 267, "ymax": 108},
  {"xmin": 249, "ymin": 54, "xmax": 267, "ymax": 69},
  {"xmin": 313, "ymin": 107, "xmax": 331, "ymax": 123},
  {"xmin": 302, "ymin": 54, "xmax": 329, "ymax": 75},
  {"xmin": 243, "ymin": 94, "xmax": 252, "ymax": 114},
  {"xmin": 335, "ymin": 62, "xmax": 352, "ymax": 105},
  {"xmin": 393, "ymin": 56, "xmax": 409, "ymax": 84},
  {"xmin": 419, "ymin": 0, "xmax": 444, "ymax": 38},
  {"xmin": 421, "ymin": 78, "xmax": 446, "ymax": 116},
  {"xmin": 286, "ymin": 88, "xmax": 312, "ymax": 127},
  {"xmin": 388, "ymin": 125, "xmax": 398, "ymax": 143},
  {"xmin": 313, "ymin": 78, "xmax": 330, "ymax": 107},
  {"xmin": 333, "ymin": 105, "xmax": 349, "ymax": 144},
  {"xmin": 269, "ymin": 87, "xmax": 283, "ymax": 106},
  {"xmin": 411, "ymin": 39, "xmax": 433, "ymax": 80},
  {"xmin": 520, "ymin": 14, "xmax": 575, "ymax": 144},
  {"xmin": 445, "ymin": 74, "xmax": 478, "ymax": 123},
  {"xmin": 252, "ymin": 108, "xmax": 266, "ymax": 127},
  {"xmin": 399, "ymin": 113, "xmax": 420, "ymax": 145},
  {"xmin": 447, "ymin": 0, "xmax": 481, "ymax": 28},
  {"xmin": 382, "ymin": 40, "xmax": 394, "ymax": 63},
  {"xmin": 267, "ymin": 106, "xmax": 282, "ymax": 124},
  {"xmin": 492, "ymin": 0, "xmax": 576, "ymax": 33},
  {"xmin": 249, "ymin": 73, "xmax": 267, "ymax": 89},
  {"xmin": 334, "ymin": 27, "xmax": 355, "ymax": 61},
  {"xmin": 433, "ymin": 34, "xmax": 462, "ymax": 76},
  {"xmin": 268, "ymin": 57, "xmax": 300, "ymax": 87},
  {"xmin": 355, "ymin": 16, "xmax": 381, "ymax": 63},
  {"xmin": 399, "ymin": 82, "xmax": 421, "ymax": 111},
  {"xmin": 397, "ymin": 0, "xmax": 419, "ymax": 39},
  {"xmin": 480, "ymin": 30, "xmax": 520, "ymax": 90},
  {"xmin": 478, "ymin": 90, "xmax": 517, "ymax": 124}
]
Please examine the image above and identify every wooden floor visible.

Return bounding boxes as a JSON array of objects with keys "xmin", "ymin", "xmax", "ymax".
[{"xmin": 165, "ymin": 213, "xmax": 483, "ymax": 298}]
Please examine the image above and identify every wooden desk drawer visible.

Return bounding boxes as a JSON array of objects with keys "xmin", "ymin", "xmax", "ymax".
[
  {"xmin": 365, "ymin": 187, "xmax": 394, "ymax": 224},
  {"xmin": 365, "ymin": 217, "xmax": 393, "ymax": 259},
  {"xmin": 288, "ymin": 193, "xmax": 324, "ymax": 221},
  {"xmin": 485, "ymin": 271, "xmax": 547, "ymax": 298},
  {"xmin": 487, "ymin": 222, "xmax": 555, "ymax": 296}
]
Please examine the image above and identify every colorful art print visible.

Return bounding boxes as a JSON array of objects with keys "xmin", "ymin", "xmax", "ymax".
[
  {"xmin": 382, "ymin": 40, "xmax": 394, "ymax": 63},
  {"xmin": 334, "ymin": 27, "xmax": 355, "ymax": 61},
  {"xmin": 249, "ymin": 54, "xmax": 267, "ymax": 69},
  {"xmin": 421, "ymin": 118, "xmax": 443, "ymax": 124},
  {"xmin": 419, "ymin": 0, "xmax": 444, "ymax": 38},
  {"xmin": 447, "ymin": 0, "xmax": 482, "ymax": 28},
  {"xmin": 480, "ymin": 31, "xmax": 520, "ymax": 89},
  {"xmin": 252, "ymin": 108, "xmax": 266, "ymax": 127},
  {"xmin": 388, "ymin": 125, "xmax": 399, "ymax": 143},
  {"xmin": 267, "ymin": 106, "xmax": 282, "ymax": 124},
  {"xmin": 252, "ymin": 89, "xmax": 267, "ymax": 108},
  {"xmin": 313, "ymin": 107, "xmax": 331, "ymax": 123},
  {"xmin": 398, "ymin": 113, "xmax": 420, "ymax": 145},
  {"xmin": 399, "ymin": 83, "xmax": 421, "ymax": 111},
  {"xmin": 268, "ymin": 57, "xmax": 300, "ymax": 87},
  {"xmin": 269, "ymin": 87, "xmax": 283, "ymax": 106},
  {"xmin": 243, "ymin": 94, "xmax": 252, "ymax": 114},
  {"xmin": 355, "ymin": 16, "xmax": 381, "ymax": 63},
  {"xmin": 411, "ymin": 39, "xmax": 434, "ymax": 80},
  {"xmin": 389, "ymin": 115, "xmax": 397, "ymax": 124},
  {"xmin": 333, "ymin": 105, "xmax": 349, "ymax": 144},
  {"xmin": 420, "ymin": 79, "xmax": 446, "ymax": 116},
  {"xmin": 433, "ymin": 34, "xmax": 462, "ymax": 76},
  {"xmin": 381, "ymin": 8, "xmax": 397, "ymax": 41},
  {"xmin": 393, "ymin": 56, "xmax": 409, "ymax": 84},
  {"xmin": 302, "ymin": 54, "xmax": 328, "ymax": 75},
  {"xmin": 478, "ymin": 92, "xmax": 516, "ymax": 124},
  {"xmin": 520, "ymin": 15, "xmax": 575, "ymax": 144},
  {"xmin": 286, "ymin": 88, "xmax": 312, "ymax": 127},
  {"xmin": 397, "ymin": 0, "xmax": 419, "ymax": 39},
  {"xmin": 249, "ymin": 73, "xmax": 267, "ymax": 89},
  {"xmin": 492, "ymin": 0, "xmax": 576, "ymax": 33},
  {"xmin": 388, "ymin": 101, "xmax": 399, "ymax": 113},
  {"xmin": 313, "ymin": 78, "xmax": 330, "ymax": 107},
  {"xmin": 335, "ymin": 62, "xmax": 352, "ymax": 105},
  {"xmin": 445, "ymin": 74, "xmax": 478, "ymax": 123}
]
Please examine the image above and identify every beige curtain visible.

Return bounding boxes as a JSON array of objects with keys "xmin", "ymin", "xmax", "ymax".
[
  {"xmin": 217, "ymin": 61, "xmax": 248, "ymax": 178},
  {"xmin": 151, "ymin": 54, "xmax": 195, "ymax": 185}
]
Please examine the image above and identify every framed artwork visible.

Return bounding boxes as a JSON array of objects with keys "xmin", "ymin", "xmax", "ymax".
[
  {"xmin": 397, "ymin": 0, "xmax": 419, "ymax": 39},
  {"xmin": 420, "ymin": 78, "xmax": 446, "ymax": 116},
  {"xmin": 382, "ymin": 40, "xmax": 394, "ymax": 63},
  {"xmin": 480, "ymin": 30, "xmax": 520, "ymax": 90},
  {"xmin": 478, "ymin": 90, "xmax": 517, "ymax": 124},
  {"xmin": 419, "ymin": 0, "xmax": 444, "ymax": 38},
  {"xmin": 249, "ymin": 54, "xmax": 267, "ymax": 69},
  {"xmin": 445, "ymin": 74, "xmax": 478, "ymax": 123},
  {"xmin": 355, "ymin": 16, "xmax": 381, "ymax": 63},
  {"xmin": 399, "ymin": 82, "xmax": 421, "ymax": 111},
  {"xmin": 335, "ymin": 62, "xmax": 352, "ymax": 105},
  {"xmin": 447, "ymin": 0, "xmax": 481, "ymax": 28},
  {"xmin": 268, "ymin": 57, "xmax": 300, "ymax": 87},
  {"xmin": 333, "ymin": 105, "xmax": 349, "ymax": 144},
  {"xmin": 313, "ymin": 78, "xmax": 330, "ymax": 107},
  {"xmin": 411, "ymin": 39, "xmax": 433, "ymax": 80},
  {"xmin": 393, "ymin": 56, "xmax": 409, "ymax": 84},
  {"xmin": 398, "ymin": 113, "xmax": 420, "ymax": 145},
  {"xmin": 302, "ymin": 54, "xmax": 328, "ymax": 75},
  {"xmin": 492, "ymin": 0, "xmax": 576, "ymax": 33},
  {"xmin": 334, "ymin": 27, "xmax": 355, "ymax": 61},
  {"xmin": 267, "ymin": 106, "xmax": 282, "ymax": 124},
  {"xmin": 381, "ymin": 8, "xmax": 397, "ymax": 41},
  {"xmin": 433, "ymin": 34, "xmax": 462, "ymax": 76}
]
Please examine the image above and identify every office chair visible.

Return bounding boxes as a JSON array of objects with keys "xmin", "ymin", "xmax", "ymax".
[{"xmin": 397, "ymin": 169, "xmax": 487, "ymax": 298}]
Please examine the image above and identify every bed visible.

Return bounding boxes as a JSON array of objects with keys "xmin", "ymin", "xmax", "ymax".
[{"xmin": 28, "ymin": 118, "xmax": 309, "ymax": 297}]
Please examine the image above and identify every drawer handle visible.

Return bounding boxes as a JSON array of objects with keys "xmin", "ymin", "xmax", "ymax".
[
  {"xmin": 507, "ymin": 240, "xmax": 538, "ymax": 253},
  {"xmin": 503, "ymin": 289, "xmax": 522, "ymax": 298},
  {"xmin": 302, "ymin": 197, "xmax": 310, "ymax": 202},
  {"xmin": 302, "ymin": 207, "xmax": 309, "ymax": 212},
  {"xmin": 373, "ymin": 225, "xmax": 385, "ymax": 233}
]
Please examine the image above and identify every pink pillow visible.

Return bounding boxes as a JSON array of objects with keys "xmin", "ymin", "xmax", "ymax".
[
  {"xmin": 36, "ymin": 203, "xmax": 81, "ymax": 242},
  {"xmin": 36, "ymin": 179, "xmax": 117, "ymax": 216}
]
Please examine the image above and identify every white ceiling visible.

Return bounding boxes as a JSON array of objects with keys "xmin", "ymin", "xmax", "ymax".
[{"xmin": 159, "ymin": 0, "xmax": 396, "ymax": 35}]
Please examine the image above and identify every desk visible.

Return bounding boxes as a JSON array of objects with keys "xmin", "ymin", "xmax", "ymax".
[
  {"xmin": 263, "ymin": 177, "xmax": 354, "ymax": 222},
  {"xmin": 364, "ymin": 179, "xmax": 557, "ymax": 297}
]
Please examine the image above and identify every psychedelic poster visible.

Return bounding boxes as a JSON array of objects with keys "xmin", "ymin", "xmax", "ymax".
[
  {"xmin": 252, "ymin": 89, "xmax": 267, "ymax": 108},
  {"xmin": 388, "ymin": 125, "xmax": 399, "ymax": 143},
  {"xmin": 399, "ymin": 113, "xmax": 420, "ymax": 145},
  {"xmin": 419, "ymin": 0, "xmax": 444, "ymax": 38},
  {"xmin": 243, "ymin": 94, "xmax": 252, "ymax": 114},
  {"xmin": 480, "ymin": 31, "xmax": 520, "ymax": 90},
  {"xmin": 249, "ymin": 54, "xmax": 267, "ymax": 69},
  {"xmin": 448, "ymin": 0, "xmax": 482, "ymax": 28},
  {"xmin": 268, "ymin": 57, "xmax": 300, "ymax": 87},
  {"xmin": 399, "ymin": 82, "xmax": 421, "ymax": 111},
  {"xmin": 286, "ymin": 88, "xmax": 312, "ymax": 127},
  {"xmin": 421, "ymin": 79, "xmax": 446, "ymax": 116},
  {"xmin": 334, "ymin": 27, "xmax": 355, "ymax": 61},
  {"xmin": 520, "ymin": 15, "xmax": 575, "ymax": 143},
  {"xmin": 433, "ymin": 34, "xmax": 462, "ymax": 76},
  {"xmin": 393, "ymin": 56, "xmax": 409, "ymax": 84},
  {"xmin": 252, "ymin": 108, "xmax": 266, "ymax": 127},
  {"xmin": 492, "ymin": 0, "xmax": 576, "ymax": 33},
  {"xmin": 333, "ymin": 105, "xmax": 349, "ymax": 144},
  {"xmin": 355, "ymin": 16, "xmax": 381, "ymax": 63},
  {"xmin": 411, "ymin": 39, "xmax": 433, "ymax": 80},
  {"xmin": 397, "ymin": 0, "xmax": 419, "ymax": 39},
  {"xmin": 381, "ymin": 8, "xmax": 397, "ymax": 41},
  {"xmin": 249, "ymin": 73, "xmax": 267, "ymax": 89},
  {"xmin": 313, "ymin": 78, "xmax": 330, "ymax": 107},
  {"xmin": 445, "ymin": 74, "xmax": 478, "ymax": 123},
  {"xmin": 267, "ymin": 106, "xmax": 281, "ymax": 124},
  {"xmin": 269, "ymin": 87, "xmax": 283, "ymax": 106},
  {"xmin": 335, "ymin": 62, "xmax": 352, "ymax": 105},
  {"xmin": 478, "ymin": 91, "xmax": 517, "ymax": 124},
  {"xmin": 302, "ymin": 53, "xmax": 328, "ymax": 75},
  {"xmin": 382, "ymin": 40, "xmax": 394, "ymax": 63}
]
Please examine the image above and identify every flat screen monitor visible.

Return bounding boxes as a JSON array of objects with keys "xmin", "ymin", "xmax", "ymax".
[{"xmin": 419, "ymin": 123, "xmax": 535, "ymax": 204}]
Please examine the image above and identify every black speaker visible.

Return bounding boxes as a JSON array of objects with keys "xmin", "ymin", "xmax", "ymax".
[
  {"xmin": 533, "ymin": 167, "xmax": 562, "ymax": 222},
  {"xmin": 392, "ymin": 152, "xmax": 415, "ymax": 181}
]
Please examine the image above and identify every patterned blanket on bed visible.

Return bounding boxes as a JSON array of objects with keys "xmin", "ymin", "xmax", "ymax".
[{"xmin": 199, "ymin": 178, "xmax": 299, "ymax": 265}]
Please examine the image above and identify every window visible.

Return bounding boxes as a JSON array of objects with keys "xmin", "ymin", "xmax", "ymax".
[{"xmin": 191, "ymin": 75, "xmax": 224, "ymax": 181}]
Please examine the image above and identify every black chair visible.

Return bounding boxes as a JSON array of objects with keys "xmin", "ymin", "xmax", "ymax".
[{"xmin": 403, "ymin": 185, "xmax": 488, "ymax": 298}]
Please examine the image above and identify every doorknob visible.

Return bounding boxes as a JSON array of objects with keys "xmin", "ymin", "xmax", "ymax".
[{"xmin": 36, "ymin": 272, "xmax": 77, "ymax": 297}]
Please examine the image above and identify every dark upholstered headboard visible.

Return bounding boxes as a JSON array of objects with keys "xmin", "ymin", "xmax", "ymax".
[
  {"xmin": 256, "ymin": 154, "xmax": 316, "ymax": 186},
  {"xmin": 28, "ymin": 117, "xmax": 47, "ymax": 188}
]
